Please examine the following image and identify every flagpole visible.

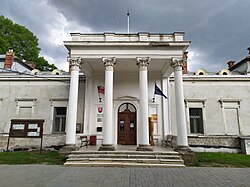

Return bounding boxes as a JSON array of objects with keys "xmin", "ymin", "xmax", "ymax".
[
  {"xmin": 127, "ymin": 10, "xmax": 130, "ymax": 34},
  {"xmin": 97, "ymin": 86, "xmax": 102, "ymax": 102},
  {"xmin": 153, "ymin": 82, "xmax": 156, "ymax": 102}
]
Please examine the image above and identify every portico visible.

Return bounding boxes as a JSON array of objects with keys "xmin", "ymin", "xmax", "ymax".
[{"xmin": 64, "ymin": 32, "xmax": 190, "ymax": 151}]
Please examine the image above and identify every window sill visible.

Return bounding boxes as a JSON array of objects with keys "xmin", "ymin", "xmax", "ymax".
[
  {"xmin": 52, "ymin": 132, "xmax": 66, "ymax": 134},
  {"xmin": 188, "ymin": 134, "xmax": 205, "ymax": 137}
]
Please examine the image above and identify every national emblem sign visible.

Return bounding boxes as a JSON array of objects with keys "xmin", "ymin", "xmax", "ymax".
[{"xmin": 98, "ymin": 107, "xmax": 103, "ymax": 113}]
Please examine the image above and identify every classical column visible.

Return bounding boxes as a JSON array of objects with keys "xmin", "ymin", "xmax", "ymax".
[
  {"xmin": 136, "ymin": 57, "xmax": 153, "ymax": 151},
  {"xmin": 171, "ymin": 58, "xmax": 190, "ymax": 150},
  {"xmin": 65, "ymin": 57, "xmax": 81, "ymax": 146},
  {"xmin": 98, "ymin": 57, "xmax": 116, "ymax": 151}
]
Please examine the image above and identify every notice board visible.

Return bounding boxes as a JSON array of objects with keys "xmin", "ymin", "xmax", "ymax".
[{"xmin": 7, "ymin": 119, "xmax": 44, "ymax": 152}]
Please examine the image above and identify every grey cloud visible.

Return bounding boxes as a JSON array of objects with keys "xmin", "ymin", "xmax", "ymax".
[{"xmin": 1, "ymin": 0, "xmax": 250, "ymax": 71}]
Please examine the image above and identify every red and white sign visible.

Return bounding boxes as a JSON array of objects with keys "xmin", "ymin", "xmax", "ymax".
[{"xmin": 98, "ymin": 107, "xmax": 103, "ymax": 113}]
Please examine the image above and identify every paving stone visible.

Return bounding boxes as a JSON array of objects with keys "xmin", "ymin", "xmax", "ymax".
[{"xmin": 0, "ymin": 165, "xmax": 250, "ymax": 187}]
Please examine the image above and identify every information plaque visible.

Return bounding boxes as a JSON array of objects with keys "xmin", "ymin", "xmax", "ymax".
[{"xmin": 7, "ymin": 119, "xmax": 44, "ymax": 152}]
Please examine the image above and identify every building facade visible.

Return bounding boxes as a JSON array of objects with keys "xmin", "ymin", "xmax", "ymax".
[
  {"xmin": 64, "ymin": 32, "xmax": 190, "ymax": 151},
  {"xmin": 0, "ymin": 33, "xmax": 249, "ymax": 153}
]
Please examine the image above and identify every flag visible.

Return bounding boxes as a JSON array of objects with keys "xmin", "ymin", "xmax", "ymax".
[
  {"xmin": 154, "ymin": 84, "xmax": 167, "ymax": 99},
  {"xmin": 97, "ymin": 86, "xmax": 105, "ymax": 94}
]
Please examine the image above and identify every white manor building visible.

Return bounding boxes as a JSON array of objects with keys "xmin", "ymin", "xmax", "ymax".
[{"xmin": 0, "ymin": 33, "xmax": 250, "ymax": 153}]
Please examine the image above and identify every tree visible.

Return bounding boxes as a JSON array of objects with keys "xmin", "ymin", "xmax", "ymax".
[
  {"xmin": 36, "ymin": 56, "xmax": 57, "ymax": 71},
  {"xmin": 0, "ymin": 15, "xmax": 57, "ymax": 71}
]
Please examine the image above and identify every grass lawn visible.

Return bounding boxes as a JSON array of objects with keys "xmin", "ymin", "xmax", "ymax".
[
  {"xmin": 191, "ymin": 152, "xmax": 250, "ymax": 167},
  {"xmin": 0, "ymin": 151, "xmax": 67, "ymax": 165},
  {"xmin": 0, "ymin": 151, "xmax": 250, "ymax": 167}
]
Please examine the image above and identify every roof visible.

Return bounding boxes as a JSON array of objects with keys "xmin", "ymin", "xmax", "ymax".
[
  {"xmin": 0, "ymin": 54, "xmax": 34, "ymax": 71},
  {"xmin": 229, "ymin": 57, "xmax": 250, "ymax": 71}
]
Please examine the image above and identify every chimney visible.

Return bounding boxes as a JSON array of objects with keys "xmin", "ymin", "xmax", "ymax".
[
  {"xmin": 227, "ymin": 60, "xmax": 235, "ymax": 69},
  {"xmin": 4, "ymin": 48, "xmax": 14, "ymax": 69},
  {"xmin": 247, "ymin": 47, "xmax": 250, "ymax": 57},
  {"xmin": 182, "ymin": 51, "xmax": 188, "ymax": 75}
]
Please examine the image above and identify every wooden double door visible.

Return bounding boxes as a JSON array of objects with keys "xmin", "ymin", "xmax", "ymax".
[{"xmin": 118, "ymin": 109, "xmax": 136, "ymax": 145}]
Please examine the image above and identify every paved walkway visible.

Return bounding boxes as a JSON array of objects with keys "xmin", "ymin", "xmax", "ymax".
[{"xmin": 0, "ymin": 165, "xmax": 249, "ymax": 187}]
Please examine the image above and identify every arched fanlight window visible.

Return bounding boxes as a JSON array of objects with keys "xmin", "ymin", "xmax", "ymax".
[{"xmin": 118, "ymin": 103, "xmax": 136, "ymax": 113}]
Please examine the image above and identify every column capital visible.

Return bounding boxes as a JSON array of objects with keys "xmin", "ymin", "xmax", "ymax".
[
  {"xmin": 136, "ymin": 57, "xmax": 151, "ymax": 70},
  {"xmin": 102, "ymin": 57, "xmax": 116, "ymax": 68},
  {"xmin": 171, "ymin": 57, "xmax": 183, "ymax": 68},
  {"xmin": 68, "ymin": 57, "xmax": 81, "ymax": 71}
]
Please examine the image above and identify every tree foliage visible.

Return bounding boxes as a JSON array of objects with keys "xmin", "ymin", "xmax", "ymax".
[
  {"xmin": 0, "ymin": 15, "xmax": 56, "ymax": 71},
  {"xmin": 36, "ymin": 56, "xmax": 56, "ymax": 71}
]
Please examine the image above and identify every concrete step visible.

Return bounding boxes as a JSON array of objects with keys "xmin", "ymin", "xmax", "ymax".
[
  {"xmin": 68, "ymin": 154, "xmax": 181, "ymax": 160},
  {"xmin": 64, "ymin": 162, "xmax": 185, "ymax": 168},
  {"xmin": 71, "ymin": 151, "xmax": 179, "ymax": 155},
  {"xmin": 66, "ymin": 157, "xmax": 184, "ymax": 164},
  {"xmin": 64, "ymin": 149, "xmax": 185, "ymax": 168}
]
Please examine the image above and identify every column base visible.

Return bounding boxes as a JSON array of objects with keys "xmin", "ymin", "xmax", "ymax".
[
  {"xmin": 136, "ymin": 144, "xmax": 153, "ymax": 151},
  {"xmin": 98, "ymin": 144, "xmax": 116, "ymax": 151},
  {"xmin": 59, "ymin": 144, "xmax": 77, "ymax": 154},
  {"xmin": 174, "ymin": 146, "xmax": 196, "ymax": 165},
  {"xmin": 174, "ymin": 145, "xmax": 191, "ymax": 152}
]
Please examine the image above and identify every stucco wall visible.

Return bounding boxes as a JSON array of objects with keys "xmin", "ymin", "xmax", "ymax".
[
  {"xmin": 85, "ymin": 71, "xmax": 165, "ymax": 145},
  {"xmin": 169, "ymin": 76, "xmax": 250, "ymax": 137},
  {"xmin": 0, "ymin": 76, "xmax": 85, "ymax": 149}
]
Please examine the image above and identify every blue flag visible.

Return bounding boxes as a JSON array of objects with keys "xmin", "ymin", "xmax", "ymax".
[{"xmin": 154, "ymin": 84, "xmax": 168, "ymax": 99}]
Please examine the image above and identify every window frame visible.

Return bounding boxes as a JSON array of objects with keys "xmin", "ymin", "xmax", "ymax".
[
  {"xmin": 189, "ymin": 108, "xmax": 204, "ymax": 134},
  {"xmin": 15, "ymin": 98, "xmax": 37, "ymax": 116},
  {"xmin": 50, "ymin": 99, "xmax": 68, "ymax": 134},
  {"xmin": 185, "ymin": 99, "xmax": 206, "ymax": 135},
  {"xmin": 219, "ymin": 98, "xmax": 242, "ymax": 135},
  {"xmin": 53, "ymin": 107, "xmax": 67, "ymax": 133}
]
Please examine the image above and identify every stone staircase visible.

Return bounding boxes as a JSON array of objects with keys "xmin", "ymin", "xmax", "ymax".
[{"xmin": 64, "ymin": 150, "xmax": 185, "ymax": 167}]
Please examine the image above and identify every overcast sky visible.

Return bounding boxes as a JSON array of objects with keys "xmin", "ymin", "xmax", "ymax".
[{"xmin": 1, "ymin": 0, "xmax": 249, "ymax": 71}]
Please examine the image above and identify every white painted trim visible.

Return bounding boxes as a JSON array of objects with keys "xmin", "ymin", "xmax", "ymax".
[
  {"xmin": 15, "ymin": 98, "xmax": 37, "ymax": 115},
  {"xmin": 83, "ymin": 77, "xmax": 93, "ymax": 135},
  {"xmin": 49, "ymin": 99, "xmax": 68, "ymax": 134},
  {"xmin": 219, "ymin": 100, "xmax": 242, "ymax": 135},
  {"xmin": 162, "ymin": 78, "xmax": 171, "ymax": 136}
]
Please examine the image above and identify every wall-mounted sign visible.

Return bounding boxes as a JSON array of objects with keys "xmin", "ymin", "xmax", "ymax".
[
  {"xmin": 151, "ymin": 114, "xmax": 158, "ymax": 123},
  {"xmin": 98, "ymin": 107, "xmax": 103, "ymax": 113}
]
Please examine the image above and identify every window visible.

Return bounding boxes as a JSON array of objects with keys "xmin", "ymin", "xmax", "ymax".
[
  {"xmin": 53, "ymin": 107, "xmax": 67, "ymax": 133},
  {"xmin": 189, "ymin": 108, "xmax": 204, "ymax": 134},
  {"xmin": 185, "ymin": 99, "xmax": 206, "ymax": 135}
]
